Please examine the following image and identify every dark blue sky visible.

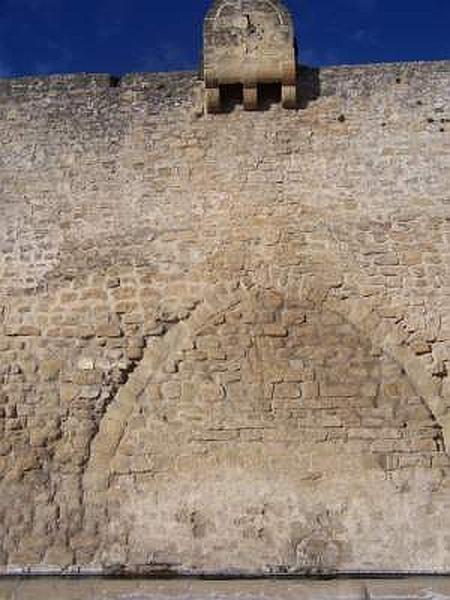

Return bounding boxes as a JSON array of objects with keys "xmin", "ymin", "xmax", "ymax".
[{"xmin": 0, "ymin": 0, "xmax": 449, "ymax": 78}]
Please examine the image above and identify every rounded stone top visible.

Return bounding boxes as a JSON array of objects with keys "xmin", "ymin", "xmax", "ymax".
[
  {"xmin": 204, "ymin": 0, "xmax": 295, "ymax": 45},
  {"xmin": 203, "ymin": 0, "xmax": 298, "ymax": 112}
]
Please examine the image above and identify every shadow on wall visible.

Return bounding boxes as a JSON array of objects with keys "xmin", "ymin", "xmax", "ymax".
[
  {"xmin": 216, "ymin": 65, "xmax": 321, "ymax": 113},
  {"xmin": 297, "ymin": 65, "xmax": 321, "ymax": 109}
]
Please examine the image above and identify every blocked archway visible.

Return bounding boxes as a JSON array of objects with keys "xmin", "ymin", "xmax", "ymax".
[{"xmin": 83, "ymin": 281, "xmax": 450, "ymax": 573}]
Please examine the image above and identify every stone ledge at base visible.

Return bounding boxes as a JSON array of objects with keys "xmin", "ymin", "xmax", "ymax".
[{"xmin": 0, "ymin": 578, "xmax": 450, "ymax": 600}]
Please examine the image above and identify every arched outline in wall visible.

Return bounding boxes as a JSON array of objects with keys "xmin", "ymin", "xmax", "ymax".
[{"xmin": 83, "ymin": 276, "xmax": 448, "ymax": 503}]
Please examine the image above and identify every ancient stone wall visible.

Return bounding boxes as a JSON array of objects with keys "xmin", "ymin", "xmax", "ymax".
[{"xmin": 0, "ymin": 60, "xmax": 450, "ymax": 574}]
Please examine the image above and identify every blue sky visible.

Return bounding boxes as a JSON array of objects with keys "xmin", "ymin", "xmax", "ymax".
[{"xmin": 0, "ymin": 0, "xmax": 449, "ymax": 77}]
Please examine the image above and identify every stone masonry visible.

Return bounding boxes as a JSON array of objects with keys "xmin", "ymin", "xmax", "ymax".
[{"xmin": 0, "ymin": 45, "xmax": 449, "ymax": 574}]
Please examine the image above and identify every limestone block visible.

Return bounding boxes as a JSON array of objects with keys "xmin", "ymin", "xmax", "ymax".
[
  {"xmin": 44, "ymin": 544, "xmax": 74, "ymax": 568},
  {"xmin": 161, "ymin": 382, "xmax": 181, "ymax": 399},
  {"xmin": 73, "ymin": 370, "xmax": 103, "ymax": 386},
  {"xmin": 5, "ymin": 326, "xmax": 41, "ymax": 337},
  {"xmin": 127, "ymin": 347, "xmax": 143, "ymax": 360},
  {"xmin": 40, "ymin": 359, "xmax": 63, "ymax": 381},
  {"xmin": 410, "ymin": 339, "xmax": 433, "ymax": 355},
  {"xmin": 274, "ymin": 382, "xmax": 302, "ymax": 399},
  {"xmin": 96, "ymin": 323, "xmax": 122, "ymax": 338},
  {"xmin": 320, "ymin": 382, "xmax": 360, "ymax": 397}
]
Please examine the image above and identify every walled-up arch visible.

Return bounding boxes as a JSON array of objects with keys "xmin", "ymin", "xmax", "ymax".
[{"xmin": 82, "ymin": 278, "xmax": 449, "ymax": 573}]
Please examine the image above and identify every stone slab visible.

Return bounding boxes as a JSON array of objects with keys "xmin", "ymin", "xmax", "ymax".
[{"xmin": 0, "ymin": 578, "xmax": 449, "ymax": 600}]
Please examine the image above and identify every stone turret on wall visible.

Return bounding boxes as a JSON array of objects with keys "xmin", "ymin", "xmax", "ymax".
[{"xmin": 203, "ymin": 0, "xmax": 297, "ymax": 112}]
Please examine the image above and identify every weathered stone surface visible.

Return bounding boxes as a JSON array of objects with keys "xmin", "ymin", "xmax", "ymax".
[
  {"xmin": 0, "ymin": 49, "xmax": 449, "ymax": 575},
  {"xmin": 0, "ymin": 578, "xmax": 449, "ymax": 600}
]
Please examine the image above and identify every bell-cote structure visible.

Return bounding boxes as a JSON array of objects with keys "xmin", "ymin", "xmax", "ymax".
[{"xmin": 203, "ymin": 0, "xmax": 298, "ymax": 112}]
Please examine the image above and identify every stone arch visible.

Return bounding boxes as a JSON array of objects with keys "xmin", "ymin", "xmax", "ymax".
[
  {"xmin": 82, "ymin": 279, "xmax": 449, "ymax": 573},
  {"xmin": 84, "ymin": 278, "xmax": 448, "ymax": 490}
]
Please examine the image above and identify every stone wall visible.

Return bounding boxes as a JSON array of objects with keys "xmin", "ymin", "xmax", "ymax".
[{"xmin": 0, "ymin": 60, "xmax": 450, "ymax": 574}]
